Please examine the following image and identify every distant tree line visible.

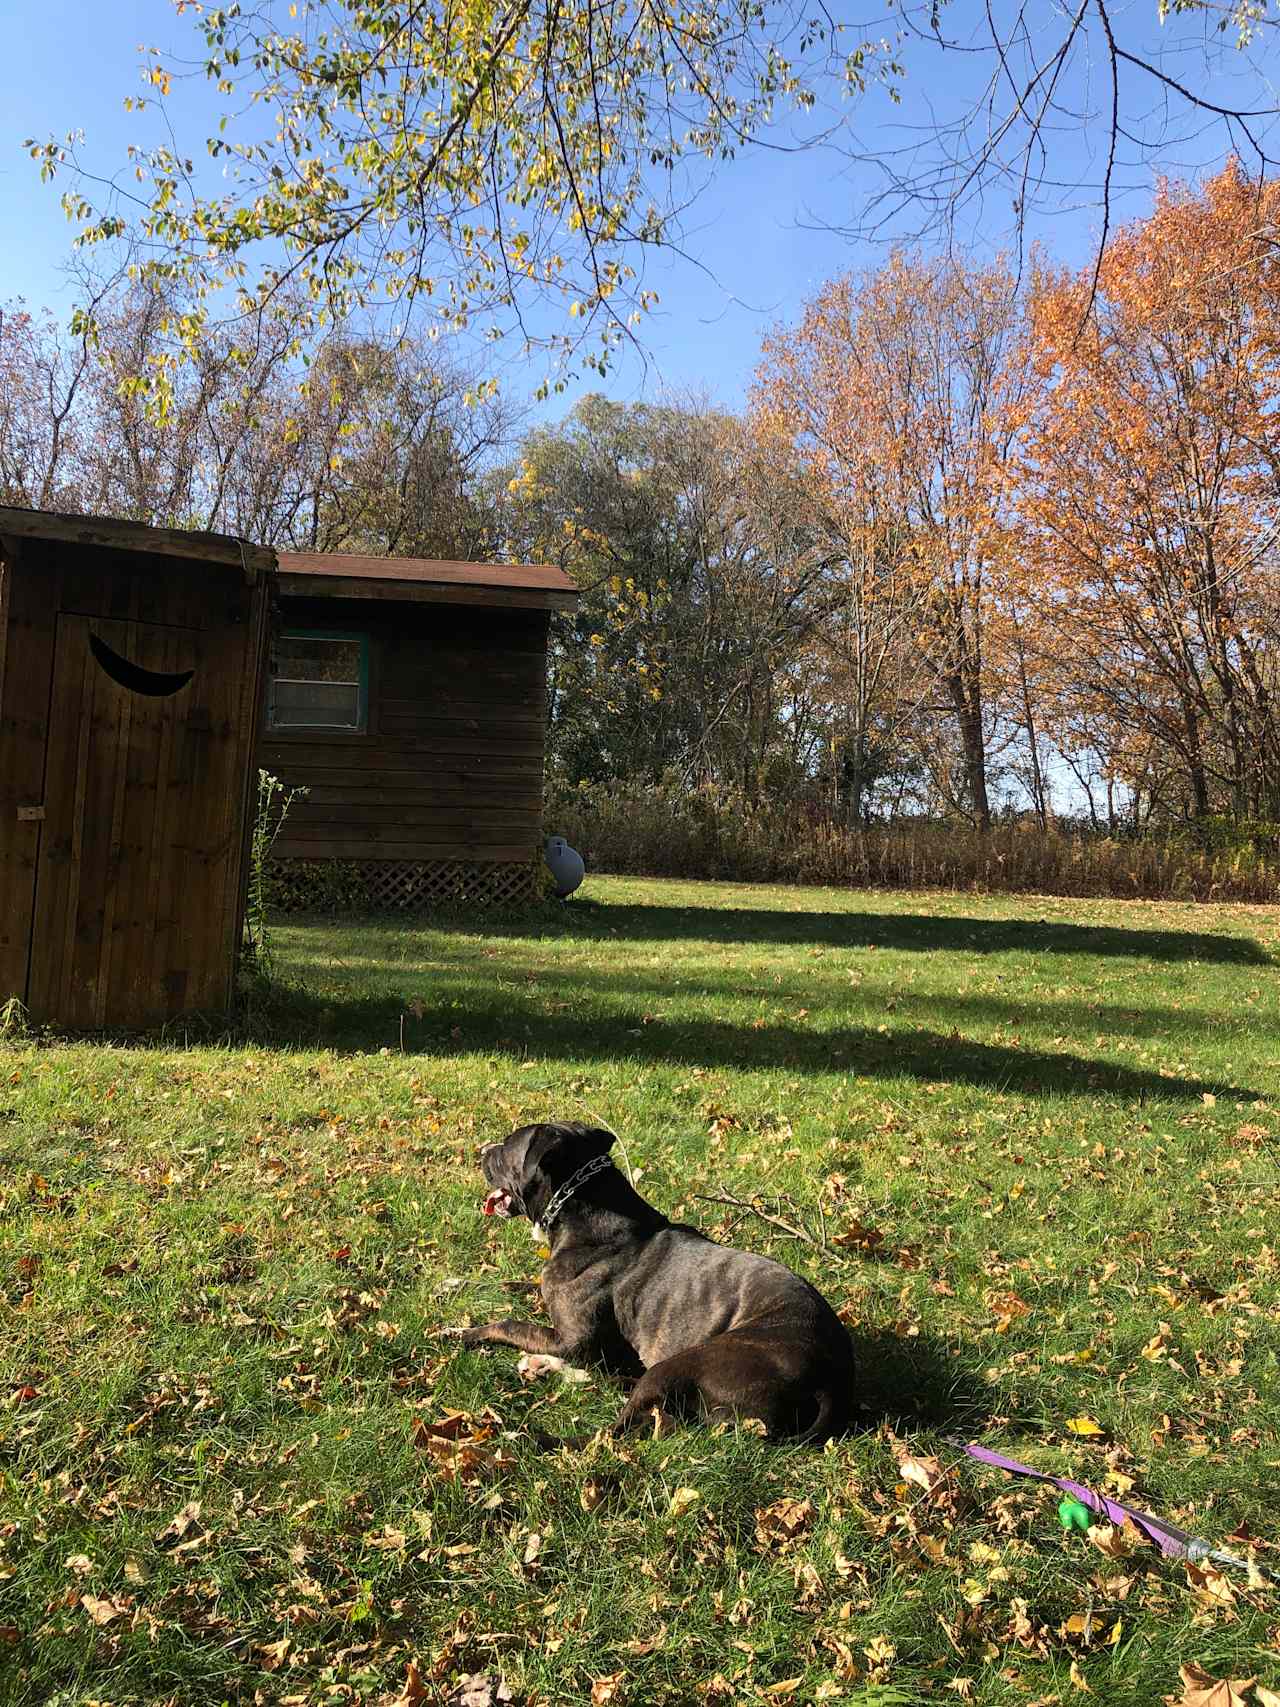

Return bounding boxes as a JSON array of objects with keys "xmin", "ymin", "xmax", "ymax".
[{"xmin": 4, "ymin": 163, "xmax": 1278, "ymax": 833}]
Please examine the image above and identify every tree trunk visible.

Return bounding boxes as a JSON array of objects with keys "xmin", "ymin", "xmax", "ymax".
[{"xmin": 949, "ymin": 672, "xmax": 991, "ymax": 831}]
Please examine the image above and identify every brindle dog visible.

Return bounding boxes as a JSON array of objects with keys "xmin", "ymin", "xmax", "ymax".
[{"xmin": 454, "ymin": 1121, "xmax": 855, "ymax": 1440}]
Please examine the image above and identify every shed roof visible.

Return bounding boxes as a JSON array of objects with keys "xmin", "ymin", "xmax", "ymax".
[
  {"xmin": 0, "ymin": 504, "xmax": 275, "ymax": 580},
  {"xmin": 277, "ymin": 550, "xmax": 578, "ymax": 612}
]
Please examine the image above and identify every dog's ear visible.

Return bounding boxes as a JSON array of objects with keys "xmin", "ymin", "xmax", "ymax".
[
  {"xmin": 524, "ymin": 1121, "xmax": 614, "ymax": 1173},
  {"xmin": 519, "ymin": 1122, "xmax": 616, "ymax": 1215}
]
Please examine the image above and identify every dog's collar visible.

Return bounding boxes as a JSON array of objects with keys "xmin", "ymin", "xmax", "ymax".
[{"xmin": 540, "ymin": 1153, "xmax": 616, "ymax": 1231}]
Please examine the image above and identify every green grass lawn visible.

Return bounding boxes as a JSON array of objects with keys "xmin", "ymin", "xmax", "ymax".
[{"xmin": 3, "ymin": 875, "xmax": 1279, "ymax": 1707}]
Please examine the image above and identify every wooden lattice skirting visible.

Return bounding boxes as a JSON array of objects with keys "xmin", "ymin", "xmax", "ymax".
[
  {"xmin": 268, "ymin": 857, "xmax": 541, "ymax": 913},
  {"xmin": 363, "ymin": 859, "xmax": 538, "ymax": 910}
]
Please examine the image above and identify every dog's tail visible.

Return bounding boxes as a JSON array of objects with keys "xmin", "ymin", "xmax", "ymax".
[{"xmin": 795, "ymin": 1386, "xmax": 846, "ymax": 1445}]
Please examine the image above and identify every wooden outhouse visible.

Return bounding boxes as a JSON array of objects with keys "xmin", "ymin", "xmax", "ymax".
[
  {"xmin": 261, "ymin": 550, "xmax": 578, "ymax": 907},
  {"xmin": 0, "ymin": 507, "xmax": 272, "ymax": 1028}
]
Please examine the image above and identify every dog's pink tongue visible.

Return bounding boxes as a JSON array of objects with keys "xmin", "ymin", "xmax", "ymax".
[{"xmin": 483, "ymin": 1188, "xmax": 513, "ymax": 1218}]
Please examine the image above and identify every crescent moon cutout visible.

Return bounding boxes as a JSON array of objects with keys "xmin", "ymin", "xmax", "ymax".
[{"xmin": 89, "ymin": 631, "xmax": 195, "ymax": 697}]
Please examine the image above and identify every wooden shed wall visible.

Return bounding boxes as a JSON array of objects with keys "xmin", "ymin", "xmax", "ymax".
[{"xmin": 261, "ymin": 597, "xmax": 550, "ymax": 863}]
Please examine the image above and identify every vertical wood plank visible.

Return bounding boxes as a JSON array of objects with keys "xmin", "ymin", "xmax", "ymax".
[
  {"xmin": 0, "ymin": 540, "xmax": 57, "ymax": 1006},
  {"xmin": 226, "ymin": 580, "xmax": 270, "ymax": 1003}
]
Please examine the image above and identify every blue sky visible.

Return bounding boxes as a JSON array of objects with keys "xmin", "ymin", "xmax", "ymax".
[{"xmin": 2, "ymin": 0, "xmax": 1278, "ymax": 414}]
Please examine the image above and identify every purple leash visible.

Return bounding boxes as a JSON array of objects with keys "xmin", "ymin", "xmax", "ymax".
[{"xmin": 951, "ymin": 1439, "xmax": 1259, "ymax": 1575}]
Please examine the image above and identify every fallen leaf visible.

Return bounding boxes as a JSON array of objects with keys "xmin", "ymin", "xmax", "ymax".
[
  {"xmin": 1065, "ymin": 1416, "xmax": 1106, "ymax": 1438},
  {"xmin": 579, "ymin": 1472, "xmax": 621, "ymax": 1512},
  {"xmin": 863, "ymin": 1635, "xmax": 897, "ymax": 1671},
  {"xmin": 591, "ymin": 1673, "xmax": 625, "ymax": 1705},
  {"xmin": 64, "ymin": 1554, "xmax": 93, "ymax": 1576},
  {"xmin": 389, "ymin": 1660, "xmax": 428, "ymax": 1707},
  {"xmin": 761, "ymin": 1682, "xmax": 802, "ymax": 1698},
  {"xmin": 256, "ymin": 1637, "xmax": 292, "ymax": 1672},
  {"xmin": 1069, "ymin": 1659, "xmax": 1091, "ymax": 1692},
  {"xmin": 450, "ymin": 1675, "xmax": 513, "ymax": 1707},
  {"xmin": 898, "ymin": 1452, "xmax": 946, "ymax": 1494},
  {"xmin": 621, "ymin": 1626, "xmax": 668, "ymax": 1656},
  {"xmin": 833, "ymin": 1220, "xmax": 885, "ymax": 1252},
  {"xmin": 669, "ymin": 1487, "xmax": 701, "ymax": 1517},
  {"xmin": 155, "ymin": 1500, "xmax": 203, "ymax": 1547},
  {"xmin": 755, "ymin": 1497, "xmax": 816, "ymax": 1550},
  {"xmin": 1185, "ymin": 1562, "xmax": 1238, "ymax": 1617},
  {"xmin": 946, "ymin": 1682, "xmax": 977, "ymax": 1701},
  {"xmin": 988, "ymin": 1290, "xmax": 1031, "ymax": 1332},
  {"xmin": 1006, "ymin": 1597, "xmax": 1050, "ymax": 1657},
  {"xmin": 1087, "ymin": 1521, "xmax": 1151, "ymax": 1560},
  {"xmin": 1175, "ymin": 1665, "xmax": 1255, "ymax": 1707},
  {"xmin": 80, "ymin": 1593, "xmax": 131, "ymax": 1626}
]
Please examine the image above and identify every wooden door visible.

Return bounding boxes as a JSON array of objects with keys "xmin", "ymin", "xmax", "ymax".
[{"xmin": 27, "ymin": 614, "xmax": 240, "ymax": 1028}]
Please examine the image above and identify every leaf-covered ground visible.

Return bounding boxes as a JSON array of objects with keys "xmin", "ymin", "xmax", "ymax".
[{"xmin": 2, "ymin": 876, "xmax": 1278, "ymax": 1707}]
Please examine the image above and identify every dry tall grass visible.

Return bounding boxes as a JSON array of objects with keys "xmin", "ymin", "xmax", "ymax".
[{"xmin": 547, "ymin": 783, "xmax": 1280, "ymax": 901}]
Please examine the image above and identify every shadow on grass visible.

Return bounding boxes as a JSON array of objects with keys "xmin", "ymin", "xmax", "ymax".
[
  {"xmin": 848, "ymin": 1326, "xmax": 993, "ymax": 1435},
  {"xmin": 247, "ymin": 982, "xmax": 1257, "ymax": 1102},
  {"xmin": 403, "ymin": 899, "xmax": 1271, "ymax": 965}
]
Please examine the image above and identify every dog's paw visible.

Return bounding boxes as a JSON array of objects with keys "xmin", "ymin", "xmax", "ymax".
[
  {"xmin": 438, "ymin": 1324, "xmax": 485, "ymax": 1345},
  {"xmin": 517, "ymin": 1353, "xmax": 590, "ymax": 1384}
]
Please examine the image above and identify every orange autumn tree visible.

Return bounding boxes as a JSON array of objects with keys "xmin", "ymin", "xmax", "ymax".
[
  {"xmin": 1020, "ymin": 163, "xmax": 1280, "ymax": 823},
  {"xmin": 758, "ymin": 254, "xmax": 1030, "ymax": 830}
]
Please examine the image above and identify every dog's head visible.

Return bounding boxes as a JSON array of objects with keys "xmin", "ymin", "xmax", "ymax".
[{"xmin": 479, "ymin": 1121, "xmax": 616, "ymax": 1226}]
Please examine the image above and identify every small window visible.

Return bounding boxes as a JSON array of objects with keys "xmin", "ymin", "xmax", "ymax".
[{"xmin": 268, "ymin": 631, "xmax": 368, "ymax": 732}]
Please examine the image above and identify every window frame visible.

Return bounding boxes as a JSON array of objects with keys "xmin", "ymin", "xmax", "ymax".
[{"xmin": 267, "ymin": 628, "xmax": 370, "ymax": 736}]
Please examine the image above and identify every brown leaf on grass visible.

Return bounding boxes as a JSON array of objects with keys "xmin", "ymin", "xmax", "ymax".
[
  {"xmin": 591, "ymin": 1673, "xmax": 625, "ymax": 1705},
  {"xmin": 987, "ymin": 1291, "xmax": 1031, "ymax": 1333},
  {"xmin": 580, "ymin": 1473, "xmax": 623, "ymax": 1512},
  {"xmin": 155, "ymin": 1500, "xmax": 203, "ymax": 1549},
  {"xmin": 945, "ymin": 1682, "xmax": 977, "ymax": 1701},
  {"xmin": 255, "ymin": 1637, "xmax": 292, "ymax": 1672},
  {"xmin": 938, "ymin": 1606, "xmax": 994, "ymax": 1659},
  {"xmin": 1184, "ymin": 1562, "xmax": 1238, "ymax": 1618},
  {"xmin": 833, "ymin": 1220, "xmax": 885, "ymax": 1253},
  {"xmin": 1253, "ymin": 1688, "xmax": 1280, "ymax": 1707},
  {"xmin": 755, "ymin": 1497, "xmax": 816, "ymax": 1551},
  {"xmin": 1174, "ymin": 1665, "xmax": 1256, "ymax": 1707},
  {"xmin": 897, "ymin": 1453, "xmax": 946, "ymax": 1494},
  {"xmin": 449, "ymin": 1675, "xmax": 513, "ymax": 1707},
  {"xmin": 863, "ymin": 1635, "xmax": 897, "ymax": 1676},
  {"xmin": 1069, "ymin": 1659, "xmax": 1091, "ymax": 1693},
  {"xmin": 80, "ymin": 1593, "xmax": 131, "ymax": 1626},
  {"xmin": 412, "ymin": 1411, "xmax": 513, "ymax": 1484},
  {"xmin": 668, "ymin": 1487, "xmax": 701, "ymax": 1517},
  {"xmin": 387, "ymin": 1660, "xmax": 428, "ymax": 1707},
  {"xmin": 1087, "ymin": 1520, "xmax": 1151, "ymax": 1560},
  {"xmin": 761, "ymin": 1681, "xmax": 802, "ymax": 1698},
  {"xmin": 621, "ymin": 1626, "xmax": 668, "ymax": 1656},
  {"xmin": 1006, "ymin": 1597, "xmax": 1051, "ymax": 1657},
  {"xmin": 64, "ymin": 1554, "xmax": 93, "ymax": 1576}
]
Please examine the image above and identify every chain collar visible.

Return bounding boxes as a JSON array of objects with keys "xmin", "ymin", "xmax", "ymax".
[{"xmin": 540, "ymin": 1152, "xmax": 616, "ymax": 1231}]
